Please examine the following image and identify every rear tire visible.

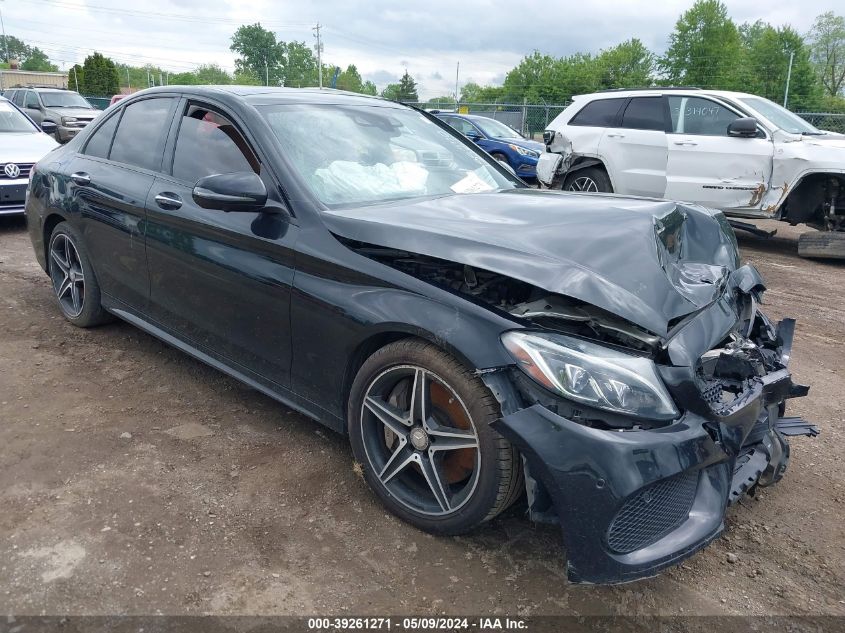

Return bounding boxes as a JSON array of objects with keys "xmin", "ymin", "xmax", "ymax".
[
  {"xmin": 48, "ymin": 222, "xmax": 112, "ymax": 327},
  {"xmin": 798, "ymin": 231, "xmax": 845, "ymax": 259},
  {"xmin": 563, "ymin": 166, "xmax": 613, "ymax": 193},
  {"xmin": 348, "ymin": 339, "xmax": 523, "ymax": 535}
]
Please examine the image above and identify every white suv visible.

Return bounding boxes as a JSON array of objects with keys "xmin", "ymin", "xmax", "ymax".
[{"xmin": 538, "ymin": 88, "xmax": 845, "ymax": 257}]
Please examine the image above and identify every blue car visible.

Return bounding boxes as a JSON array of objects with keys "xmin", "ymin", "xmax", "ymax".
[{"xmin": 435, "ymin": 113, "xmax": 544, "ymax": 179}]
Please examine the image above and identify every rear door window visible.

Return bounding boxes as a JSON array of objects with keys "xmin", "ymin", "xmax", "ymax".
[
  {"xmin": 109, "ymin": 97, "xmax": 176, "ymax": 171},
  {"xmin": 620, "ymin": 97, "xmax": 665, "ymax": 131},
  {"xmin": 569, "ymin": 98, "xmax": 626, "ymax": 127},
  {"xmin": 83, "ymin": 113, "xmax": 120, "ymax": 159}
]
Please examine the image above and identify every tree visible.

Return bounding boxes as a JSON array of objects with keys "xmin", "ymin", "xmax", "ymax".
[
  {"xmin": 361, "ymin": 80, "xmax": 378, "ymax": 96},
  {"xmin": 595, "ymin": 39, "xmax": 654, "ymax": 89},
  {"xmin": 81, "ymin": 53, "xmax": 120, "ymax": 96},
  {"xmin": 0, "ymin": 35, "xmax": 29, "ymax": 63},
  {"xmin": 68, "ymin": 64, "xmax": 85, "ymax": 92},
  {"xmin": 279, "ymin": 40, "xmax": 319, "ymax": 87},
  {"xmin": 660, "ymin": 0, "xmax": 744, "ymax": 89},
  {"xmin": 808, "ymin": 11, "xmax": 845, "ymax": 96},
  {"xmin": 230, "ymin": 23, "xmax": 284, "ymax": 86},
  {"xmin": 0, "ymin": 35, "xmax": 56, "ymax": 70},
  {"xmin": 741, "ymin": 22, "xmax": 821, "ymax": 110},
  {"xmin": 336, "ymin": 64, "xmax": 363, "ymax": 92},
  {"xmin": 397, "ymin": 70, "xmax": 419, "ymax": 101}
]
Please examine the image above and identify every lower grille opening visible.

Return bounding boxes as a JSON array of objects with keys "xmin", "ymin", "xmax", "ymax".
[{"xmin": 607, "ymin": 471, "xmax": 699, "ymax": 554}]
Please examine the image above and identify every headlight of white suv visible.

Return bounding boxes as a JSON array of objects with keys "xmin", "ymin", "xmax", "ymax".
[
  {"xmin": 502, "ymin": 331, "xmax": 679, "ymax": 420},
  {"xmin": 508, "ymin": 144, "xmax": 539, "ymax": 158},
  {"xmin": 61, "ymin": 116, "xmax": 78, "ymax": 125}
]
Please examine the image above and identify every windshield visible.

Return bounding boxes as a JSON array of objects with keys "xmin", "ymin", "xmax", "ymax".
[
  {"xmin": 40, "ymin": 92, "xmax": 93, "ymax": 108},
  {"xmin": 738, "ymin": 97, "xmax": 822, "ymax": 135},
  {"xmin": 0, "ymin": 100, "xmax": 37, "ymax": 133},
  {"xmin": 472, "ymin": 116, "xmax": 523, "ymax": 138},
  {"xmin": 260, "ymin": 104, "xmax": 515, "ymax": 207}
]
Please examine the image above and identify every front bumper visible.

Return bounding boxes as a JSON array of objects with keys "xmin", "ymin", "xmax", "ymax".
[
  {"xmin": 57, "ymin": 125, "xmax": 82, "ymax": 142},
  {"xmin": 0, "ymin": 181, "xmax": 27, "ymax": 215},
  {"xmin": 486, "ymin": 350, "xmax": 815, "ymax": 584}
]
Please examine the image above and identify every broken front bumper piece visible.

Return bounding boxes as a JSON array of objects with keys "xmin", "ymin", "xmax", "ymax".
[{"xmin": 488, "ymin": 364, "xmax": 817, "ymax": 585}]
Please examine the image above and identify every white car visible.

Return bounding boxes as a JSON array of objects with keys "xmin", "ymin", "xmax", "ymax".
[
  {"xmin": 538, "ymin": 88, "xmax": 845, "ymax": 257},
  {"xmin": 0, "ymin": 96, "xmax": 58, "ymax": 215}
]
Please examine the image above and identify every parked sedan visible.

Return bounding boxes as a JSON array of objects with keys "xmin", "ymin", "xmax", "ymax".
[
  {"xmin": 25, "ymin": 86, "xmax": 815, "ymax": 584},
  {"xmin": 436, "ymin": 113, "xmax": 544, "ymax": 179},
  {"xmin": 0, "ymin": 97, "xmax": 57, "ymax": 215}
]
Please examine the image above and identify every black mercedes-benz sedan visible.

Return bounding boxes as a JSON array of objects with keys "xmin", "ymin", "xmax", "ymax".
[{"xmin": 25, "ymin": 86, "xmax": 816, "ymax": 584}]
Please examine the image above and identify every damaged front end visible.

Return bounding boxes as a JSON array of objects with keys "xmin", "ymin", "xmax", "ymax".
[
  {"xmin": 483, "ymin": 271, "xmax": 816, "ymax": 584},
  {"xmin": 322, "ymin": 191, "xmax": 816, "ymax": 584}
]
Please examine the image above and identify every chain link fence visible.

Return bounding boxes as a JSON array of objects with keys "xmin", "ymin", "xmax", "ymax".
[
  {"xmin": 83, "ymin": 96, "xmax": 111, "ymax": 110},
  {"xmin": 410, "ymin": 102, "xmax": 570, "ymax": 139},
  {"xmin": 795, "ymin": 113, "xmax": 845, "ymax": 134}
]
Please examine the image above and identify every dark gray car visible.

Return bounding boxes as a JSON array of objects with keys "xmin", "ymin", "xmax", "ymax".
[{"xmin": 5, "ymin": 87, "xmax": 99, "ymax": 143}]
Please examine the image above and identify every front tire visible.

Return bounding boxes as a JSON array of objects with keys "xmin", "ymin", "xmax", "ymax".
[
  {"xmin": 563, "ymin": 166, "xmax": 613, "ymax": 193},
  {"xmin": 48, "ymin": 222, "xmax": 111, "ymax": 327},
  {"xmin": 348, "ymin": 339, "xmax": 523, "ymax": 535}
]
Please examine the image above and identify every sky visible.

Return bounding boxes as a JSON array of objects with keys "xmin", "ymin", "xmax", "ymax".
[{"xmin": 0, "ymin": 0, "xmax": 838, "ymax": 98}]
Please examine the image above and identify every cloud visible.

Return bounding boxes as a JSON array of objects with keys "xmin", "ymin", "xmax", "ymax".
[{"xmin": 0, "ymin": 0, "xmax": 834, "ymax": 98}]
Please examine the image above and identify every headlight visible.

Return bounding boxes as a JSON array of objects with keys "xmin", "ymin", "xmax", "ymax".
[
  {"xmin": 502, "ymin": 331, "xmax": 679, "ymax": 420},
  {"xmin": 509, "ymin": 144, "xmax": 539, "ymax": 158},
  {"xmin": 61, "ymin": 116, "xmax": 77, "ymax": 125}
]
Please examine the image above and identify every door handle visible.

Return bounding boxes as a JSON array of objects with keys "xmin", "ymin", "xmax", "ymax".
[
  {"xmin": 70, "ymin": 171, "xmax": 91, "ymax": 186},
  {"xmin": 673, "ymin": 140, "xmax": 698, "ymax": 146},
  {"xmin": 606, "ymin": 132, "xmax": 625, "ymax": 138},
  {"xmin": 155, "ymin": 192, "xmax": 182, "ymax": 210}
]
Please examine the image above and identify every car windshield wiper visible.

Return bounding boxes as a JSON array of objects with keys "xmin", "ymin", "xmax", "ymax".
[{"xmin": 801, "ymin": 131, "xmax": 826, "ymax": 136}]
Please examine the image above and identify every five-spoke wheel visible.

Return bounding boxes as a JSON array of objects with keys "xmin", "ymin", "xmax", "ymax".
[
  {"xmin": 49, "ymin": 232, "xmax": 86, "ymax": 319},
  {"xmin": 47, "ymin": 222, "xmax": 111, "ymax": 327},
  {"xmin": 349, "ymin": 339, "xmax": 523, "ymax": 534}
]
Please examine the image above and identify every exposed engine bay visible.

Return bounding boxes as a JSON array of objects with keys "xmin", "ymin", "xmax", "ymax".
[{"xmin": 344, "ymin": 242, "xmax": 662, "ymax": 353}]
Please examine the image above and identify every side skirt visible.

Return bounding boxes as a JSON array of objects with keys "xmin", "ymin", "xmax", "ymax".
[{"xmin": 102, "ymin": 296, "xmax": 346, "ymax": 434}]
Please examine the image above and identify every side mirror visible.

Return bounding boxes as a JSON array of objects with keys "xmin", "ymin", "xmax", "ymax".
[
  {"xmin": 41, "ymin": 120, "xmax": 57, "ymax": 134},
  {"xmin": 192, "ymin": 172, "xmax": 267, "ymax": 212},
  {"xmin": 727, "ymin": 117, "xmax": 759, "ymax": 138}
]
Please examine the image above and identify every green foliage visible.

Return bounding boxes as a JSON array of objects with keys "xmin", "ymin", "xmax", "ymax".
[
  {"xmin": 660, "ymin": 0, "xmax": 744, "ymax": 89},
  {"xmin": 740, "ymin": 23, "xmax": 821, "ymax": 110},
  {"xmin": 336, "ymin": 64, "xmax": 363, "ymax": 92},
  {"xmin": 595, "ymin": 39, "xmax": 654, "ymax": 89},
  {"xmin": 0, "ymin": 35, "xmax": 57, "ymax": 71},
  {"xmin": 68, "ymin": 64, "xmax": 84, "ymax": 91},
  {"xmin": 81, "ymin": 53, "xmax": 120, "ymax": 97},
  {"xmin": 383, "ymin": 70, "xmax": 419, "ymax": 102},
  {"xmin": 230, "ymin": 23, "xmax": 283, "ymax": 85},
  {"xmin": 280, "ymin": 40, "xmax": 319, "ymax": 87},
  {"xmin": 808, "ymin": 11, "xmax": 845, "ymax": 96}
]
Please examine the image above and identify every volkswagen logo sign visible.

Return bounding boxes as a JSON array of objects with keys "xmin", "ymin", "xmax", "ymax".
[{"xmin": 3, "ymin": 163, "xmax": 21, "ymax": 179}]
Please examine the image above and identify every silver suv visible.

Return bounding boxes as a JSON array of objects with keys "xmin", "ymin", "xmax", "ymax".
[{"xmin": 5, "ymin": 87, "xmax": 99, "ymax": 143}]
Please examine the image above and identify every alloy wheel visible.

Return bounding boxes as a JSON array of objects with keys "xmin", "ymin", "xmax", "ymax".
[
  {"xmin": 49, "ymin": 233, "xmax": 85, "ymax": 318},
  {"xmin": 359, "ymin": 365, "xmax": 481, "ymax": 516},
  {"xmin": 567, "ymin": 176, "xmax": 599, "ymax": 192}
]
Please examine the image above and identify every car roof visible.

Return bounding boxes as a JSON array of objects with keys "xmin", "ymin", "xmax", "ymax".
[
  {"xmin": 575, "ymin": 88, "xmax": 761, "ymax": 101},
  {"xmin": 135, "ymin": 85, "xmax": 402, "ymax": 108}
]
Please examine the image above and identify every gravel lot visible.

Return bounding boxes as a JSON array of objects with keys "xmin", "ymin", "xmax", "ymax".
[{"xmin": 1, "ymin": 215, "xmax": 843, "ymax": 617}]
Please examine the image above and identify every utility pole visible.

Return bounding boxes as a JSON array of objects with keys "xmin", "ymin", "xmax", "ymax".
[
  {"xmin": 265, "ymin": 57, "xmax": 269, "ymax": 86},
  {"xmin": 73, "ymin": 66, "xmax": 79, "ymax": 92},
  {"xmin": 313, "ymin": 23, "xmax": 323, "ymax": 88},
  {"xmin": 147, "ymin": 69, "xmax": 151, "ymax": 88},
  {"xmin": 126, "ymin": 67, "xmax": 131, "ymax": 91},
  {"xmin": 783, "ymin": 50, "xmax": 795, "ymax": 108},
  {"xmin": 455, "ymin": 61, "xmax": 460, "ymax": 106},
  {"xmin": 0, "ymin": 1, "xmax": 9, "ymax": 64}
]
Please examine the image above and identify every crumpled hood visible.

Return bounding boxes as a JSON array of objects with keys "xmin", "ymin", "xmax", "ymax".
[{"xmin": 323, "ymin": 188, "xmax": 741, "ymax": 337}]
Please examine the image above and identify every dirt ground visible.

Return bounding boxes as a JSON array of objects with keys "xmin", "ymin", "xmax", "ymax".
[{"xmin": 1, "ymin": 215, "xmax": 843, "ymax": 618}]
